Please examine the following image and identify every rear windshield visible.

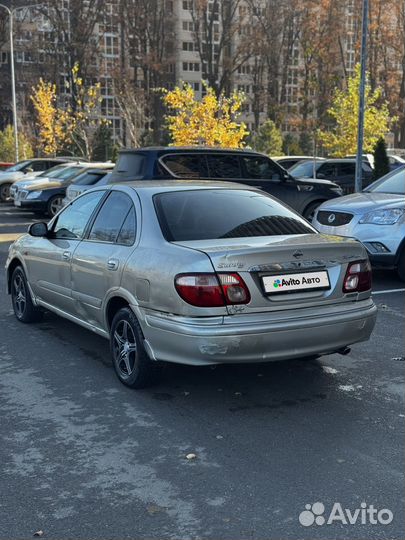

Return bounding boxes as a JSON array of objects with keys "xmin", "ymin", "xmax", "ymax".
[
  {"xmin": 72, "ymin": 171, "xmax": 109, "ymax": 186},
  {"xmin": 154, "ymin": 189, "xmax": 315, "ymax": 241}
]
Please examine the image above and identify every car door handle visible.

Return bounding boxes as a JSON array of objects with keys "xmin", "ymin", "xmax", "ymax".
[
  {"xmin": 62, "ymin": 251, "xmax": 71, "ymax": 261},
  {"xmin": 107, "ymin": 259, "xmax": 119, "ymax": 271}
]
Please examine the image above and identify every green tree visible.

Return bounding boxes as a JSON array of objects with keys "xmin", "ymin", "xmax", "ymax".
[
  {"xmin": 91, "ymin": 124, "xmax": 113, "ymax": 161},
  {"xmin": 282, "ymin": 134, "xmax": 302, "ymax": 156},
  {"xmin": 252, "ymin": 120, "xmax": 283, "ymax": 156},
  {"xmin": 0, "ymin": 125, "xmax": 33, "ymax": 162},
  {"xmin": 373, "ymin": 137, "xmax": 390, "ymax": 180},
  {"xmin": 319, "ymin": 65, "xmax": 395, "ymax": 157}
]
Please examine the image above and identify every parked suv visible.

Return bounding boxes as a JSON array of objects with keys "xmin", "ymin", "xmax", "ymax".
[
  {"xmin": 291, "ymin": 158, "xmax": 373, "ymax": 194},
  {"xmin": 108, "ymin": 148, "xmax": 343, "ymax": 220},
  {"xmin": 0, "ymin": 158, "xmax": 80, "ymax": 202}
]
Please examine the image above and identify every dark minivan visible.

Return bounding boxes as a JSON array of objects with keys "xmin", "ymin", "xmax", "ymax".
[{"xmin": 108, "ymin": 147, "xmax": 343, "ymax": 220}]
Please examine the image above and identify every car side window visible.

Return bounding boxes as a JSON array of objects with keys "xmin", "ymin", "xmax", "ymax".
[
  {"xmin": 317, "ymin": 163, "xmax": 335, "ymax": 178},
  {"xmin": 206, "ymin": 155, "xmax": 242, "ymax": 178},
  {"xmin": 88, "ymin": 191, "xmax": 133, "ymax": 243},
  {"xmin": 162, "ymin": 154, "xmax": 207, "ymax": 178},
  {"xmin": 52, "ymin": 191, "xmax": 105, "ymax": 239},
  {"xmin": 338, "ymin": 163, "xmax": 356, "ymax": 175},
  {"xmin": 30, "ymin": 161, "xmax": 48, "ymax": 172},
  {"xmin": 116, "ymin": 207, "xmax": 136, "ymax": 245},
  {"xmin": 242, "ymin": 156, "xmax": 282, "ymax": 180}
]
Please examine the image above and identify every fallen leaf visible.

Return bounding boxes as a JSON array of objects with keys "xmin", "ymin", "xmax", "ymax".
[
  {"xmin": 33, "ymin": 532, "xmax": 44, "ymax": 537},
  {"xmin": 186, "ymin": 453, "xmax": 196, "ymax": 460},
  {"xmin": 182, "ymin": 391, "xmax": 190, "ymax": 396},
  {"xmin": 216, "ymin": 435, "xmax": 223, "ymax": 439}
]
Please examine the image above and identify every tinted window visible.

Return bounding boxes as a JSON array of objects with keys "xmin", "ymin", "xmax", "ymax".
[
  {"xmin": 207, "ymin": 155, "xmax": 242, "ymax": 178},
  {"xmin": 117, "ymin": 153, "xmax": 145, "ymax": 176},
  {"xmin": 88, "ymin": 192, "xmax": 133, "ymax": 243},
  {"xmin": 30, "ymin": 161, "xmax": 48, "ymax": 172},
  {"xmin": 289, "ymin": 160, "xmax": 323, "ymax": 178},
  {"xmin": 73, "ymin": 171, "xmax": 108, "ymax": 186},
  {"xmin": 155, "ymin": 189, "xmax": 315, "ymax": 241},
  {"xmin": 317, "ymin": 163, "xmax": 335, "ymax": 178},
  {"xmin": 242, "ymin": 156, "xmax": 282, "ymax": 180},
  {"xmin": 52, "ymin": 191, "xmax": 104, "ymax": 239},
  {"xmin": 162, "ymin": 154, "xmax": 207, "ymax": 178},
  {"xmin": 366, "ymin": 167, "xmax": 405, "ymax": 194},
  {"xmin": 337, "ymin": 163, "xmax": 355, "ymax": 175},
  {"xmin": 117, "ymin": 207, "xmax": 136, "ymax": 245}
]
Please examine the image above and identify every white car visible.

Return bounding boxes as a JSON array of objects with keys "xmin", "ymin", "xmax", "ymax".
[{"xmin": 313, "ymin": 166, "xmax": 405, "ymax": 281}]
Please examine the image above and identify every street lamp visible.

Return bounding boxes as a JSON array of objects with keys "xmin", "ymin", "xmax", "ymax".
[{"xmin": 0, "ymin": 3, "xmax": 19, "ymax": 162}]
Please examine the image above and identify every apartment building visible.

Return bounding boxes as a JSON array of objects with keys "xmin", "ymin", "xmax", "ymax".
[{"xmin": 0, "ymin": 0, "xmax": 403, "ymax": 147}]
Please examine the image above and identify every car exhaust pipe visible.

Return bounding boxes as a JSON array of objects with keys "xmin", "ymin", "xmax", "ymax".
[{"xmin": 338, "ymin": 346, "xmax": 351, "ymax": 356}]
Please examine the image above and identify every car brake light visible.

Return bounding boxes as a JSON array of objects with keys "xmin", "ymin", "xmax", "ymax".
[
  {"xmin": 343, "ymin": 260, "xmax": 372, "ymax": 293},
  {"xmin": 175, "ymin": 273, "xmax": 250, "ymax": 307}
]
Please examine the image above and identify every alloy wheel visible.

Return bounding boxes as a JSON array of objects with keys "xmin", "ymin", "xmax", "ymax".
[
  {"xmin": 113, "ymin": 320, "xmax": 137, "ymax": 378},
  {"xmin": 49, "ymin": 196, "xmax": 63, "ymax": 216},
  {"xmin": 12, "ymin": 273, "xmax": 27, "ymax": 318}
]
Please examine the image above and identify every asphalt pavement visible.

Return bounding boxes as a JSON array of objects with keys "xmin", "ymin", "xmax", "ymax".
[{"xmin": 0, "ymin": 202, "xmax": 404, "ymax": 540}]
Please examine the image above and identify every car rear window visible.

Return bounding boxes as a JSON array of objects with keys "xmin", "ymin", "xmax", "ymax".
[
  {"xmin": 154, "ymin": 189, "xmax": 315, "ymax": 241},
  {"xmin": 73, "ymin": 171, "xmax": 108, "ymax": 186},
  {"xmin": 116, "ymin": 153, "xmax": 145, "ymax": 176}
]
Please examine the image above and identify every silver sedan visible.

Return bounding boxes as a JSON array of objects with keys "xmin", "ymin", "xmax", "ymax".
[{"xmin": 6, "ymin": 181, "xmax": 377, "ymax": 388}]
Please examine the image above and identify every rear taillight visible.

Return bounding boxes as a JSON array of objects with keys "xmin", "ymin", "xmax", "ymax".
[
  {"xmin": 175, "ymin": 273, "xmax": 250, "ymax": 307},
  {"xmin": 343, "ymin": 260, "xmax": 372, "ymax": 293}
]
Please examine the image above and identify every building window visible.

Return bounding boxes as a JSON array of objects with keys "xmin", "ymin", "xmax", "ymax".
[
  {"xmin": 182, "ymin": 62, "xmax": 200, "ymax": 72},
  {"xmin": 182, "ymin": 41, "xmax": 194, "ymax": 52}
]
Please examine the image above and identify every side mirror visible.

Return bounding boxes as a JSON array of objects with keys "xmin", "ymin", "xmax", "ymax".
[
  {"xmin": 24, "ymin": 167, "xmax": 34, "ymax": 174},
  {"xmin": 28, "ymin": 222, "xmax": 48, "ymax": 237},
  {"xmin": 317, "ymin": 173, "xmax": 326, "ymax": 179}
]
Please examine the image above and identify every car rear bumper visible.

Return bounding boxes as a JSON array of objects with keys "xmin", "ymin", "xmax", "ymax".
[{"xmin": 140, "ymin": 299, "xmax": 377, "ymax": 365}]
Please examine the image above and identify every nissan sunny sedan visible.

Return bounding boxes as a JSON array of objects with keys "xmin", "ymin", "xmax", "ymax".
[{"xmin": 6, "ymin": 181, "xmax": 377, "ymax": 388}]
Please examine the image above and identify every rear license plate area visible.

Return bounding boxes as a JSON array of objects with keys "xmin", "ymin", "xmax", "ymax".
[{"xmin": 262, "ymin": 270, "xmax": 330, "ymax": 295}]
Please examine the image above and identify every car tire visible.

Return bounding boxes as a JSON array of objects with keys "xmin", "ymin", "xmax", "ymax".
[
  {"xmin": 11, "ymin": 266, "xmax": 43, "ymax": 323},
  {"xmin": 303, "ymin": 201, "xmax": 322, "ymax": 222},
  {"xmin": 0, "ymin": 183, "xmax": 12, "ymax": 202},
  {"xmin": 110, "ymin": 307, "xmax": 161, "ymax": 388},
  {"xmin": 397, "ymin": 248, "xmax": 405, "ymax": 282},
  {"xmin": 47, "ymin": 195, "xmax": 64, "ymax": 217}
]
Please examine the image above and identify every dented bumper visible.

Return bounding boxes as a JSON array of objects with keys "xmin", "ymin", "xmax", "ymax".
[{"xmin": 141, "ymin": 299, "xmax": 377, "ymax": 365}]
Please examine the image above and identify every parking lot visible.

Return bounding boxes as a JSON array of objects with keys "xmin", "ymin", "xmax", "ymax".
[{"xmin": 0, "ymin": 202, "xmax": 404, "ymax": 540}]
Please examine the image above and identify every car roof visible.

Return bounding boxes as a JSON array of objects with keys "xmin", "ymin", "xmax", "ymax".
[
  {"xmin": 118, "ymin": 146, "xmax": 268, "ymax": 156},
  {"xmin": 116, "ymin": 180, "xmax": 250, "ymax": 193}
]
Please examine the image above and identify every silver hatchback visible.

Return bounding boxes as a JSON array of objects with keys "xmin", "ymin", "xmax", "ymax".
[{"xmin": 6, "ymin": 181, "xmax": 377, "ymax": 388}]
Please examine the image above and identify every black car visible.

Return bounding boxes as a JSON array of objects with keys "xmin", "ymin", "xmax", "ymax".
[
  {"xmin": 290, "ymin": 158, "xmax": 374, "ymax": 194},
  {"xmin": 14, "ymin": 164, "xmax": 113, "ymax": 217},
  {"xmin": 108, "ymin": 147, "xmax": 343, "ymax": 220}
]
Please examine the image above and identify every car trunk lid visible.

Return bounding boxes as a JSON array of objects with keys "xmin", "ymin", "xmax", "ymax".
[{"xmin": 173, "ymin": 234, "xmax": 367, "ymax": 315}]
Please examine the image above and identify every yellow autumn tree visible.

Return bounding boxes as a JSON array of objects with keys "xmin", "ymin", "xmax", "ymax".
[
  {"xmin": 318, "ymin": 65, "xmax": 395, "ymax": 156},
  {"xmin": 30, "ymin": 79, "xmax": 73, "ymax": 155},
  {"xmin": 162, "ymin": 83, "xmax": 249, "ymax": 148},
  {"xmin": 31, "ymin": 63, "xmax": 107, "ymax": 159}
]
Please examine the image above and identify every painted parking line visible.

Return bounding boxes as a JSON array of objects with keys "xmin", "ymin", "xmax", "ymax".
[
  {"xmin": 372, "ymin": 288, "xmax": 405, "ymax": 295},
  {"xmin": 0, "ymin": 233, "xmax": 22, "ymax": 243}
]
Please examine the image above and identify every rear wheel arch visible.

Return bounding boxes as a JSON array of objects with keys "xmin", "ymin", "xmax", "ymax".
[{"xmin": 105, "ymin": 296, "xmax": 131, "ymax": 330}]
